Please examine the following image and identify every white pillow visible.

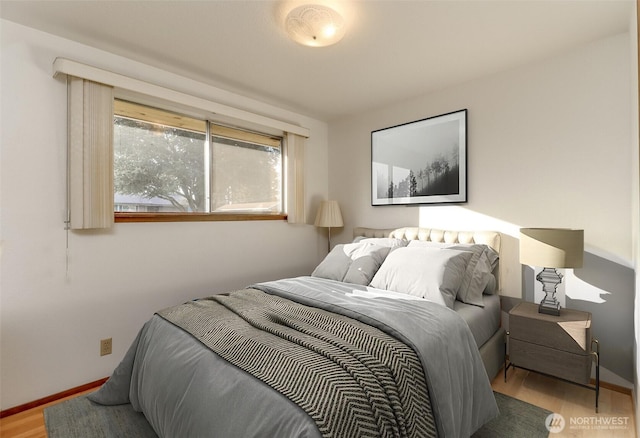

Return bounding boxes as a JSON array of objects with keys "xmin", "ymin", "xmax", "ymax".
[
  {"xmin": 352, "ymin": 237, "xmax": 409, "ymax": 249},
  {"xmin": 369, "ymin": 247, "xmax": 472, "ymax": 309},
  {"xmin": 408, "ymin": 241, "xmax": 499, "ymax": 307},
  {"xmin": 406, "ymin": 240, "xmax": 451, "ymax": 249},
  {"xmin": 311, "ymin": 242, "xmax": 391, "ymax": 285}
]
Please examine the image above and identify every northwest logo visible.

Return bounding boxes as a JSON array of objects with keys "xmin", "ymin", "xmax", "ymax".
[{"xmin": 545, "ymin": 413, "xmax": 566, "ymax": 433}]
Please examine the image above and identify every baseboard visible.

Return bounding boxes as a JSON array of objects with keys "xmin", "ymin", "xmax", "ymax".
[
  {"xmin": 0, "ymin": 377, "xmax": 108, "ymax": 419},
  {"xmin": 592, "ymin": 378, "xmax": 633, "ymax": 396}
]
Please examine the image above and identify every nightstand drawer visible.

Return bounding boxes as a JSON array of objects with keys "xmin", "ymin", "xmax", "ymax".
[
  {"xmin": 510, "ymin": 302, "xmax": 591, "ymax": 354},
  {"xmin": 510, "ymin": 338, "xmax": 592, "ymax": 384}
]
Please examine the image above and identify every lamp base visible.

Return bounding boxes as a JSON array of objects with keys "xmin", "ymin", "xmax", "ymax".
[
  {"xmin": 539, "ymin": 300, "xmax": 561, "ymax": 316},
  {"xmin": 537, "ymin": 267, "xmax": 563, "ymax": 316}
]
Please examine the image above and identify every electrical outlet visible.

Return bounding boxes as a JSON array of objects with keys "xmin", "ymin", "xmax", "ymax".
[{"xmin": 100, "ymin": 338, "xmax": 112, "ymax": 356}]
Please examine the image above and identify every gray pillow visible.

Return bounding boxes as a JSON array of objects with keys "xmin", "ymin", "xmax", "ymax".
[
  {"xmin": 311, "ymin": 242, "xmax": 391, "ymax": 285},
  {"xmin": 311, "ymin": 245, "xmax": 352, "ymax": 282},
  {"xmin": 447, "ymin": 244, "xmax": 499, "ymax": 307},
  {"xmin": 343, "ymin": 254, "xmax": 386, "ymax": 285},
  {"xmin": 483, "ymin": 275, "xmax": 497, "ymax": 295},
  {"xmin": 369, "ymin": 247, "xmax": 472, "ymax": 309}
]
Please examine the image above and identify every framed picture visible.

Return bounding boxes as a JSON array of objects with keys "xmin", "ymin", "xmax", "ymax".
[{"xmin": 371, "ymin": 109, "xmax": 467, "ymax": 206}]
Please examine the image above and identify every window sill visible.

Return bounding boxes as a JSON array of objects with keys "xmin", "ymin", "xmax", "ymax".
[{"xmin": 115, "ymin": 212, "xmax": 288, "ymax": 223}]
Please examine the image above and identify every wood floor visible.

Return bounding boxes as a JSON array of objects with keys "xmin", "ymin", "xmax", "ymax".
[
  {"xmin": 493, "ymin": 368, "xmax": 636, "ymax": 437},
  {"xmin": 0, "ymin": 368, "xmax": 636, "ymax": 437},
  {"xmin": 0, "ymin": 388, "xmax": 95, "ymax": 438}
]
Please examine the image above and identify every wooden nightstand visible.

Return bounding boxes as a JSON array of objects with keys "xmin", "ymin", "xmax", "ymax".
[{"xmin": 505, "ymin": 301, "xmax": 600, "ymax": 412}]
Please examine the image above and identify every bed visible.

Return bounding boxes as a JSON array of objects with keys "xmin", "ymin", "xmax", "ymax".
[
  {"xmin": 352, "ymin": 227, "xmax": 506, "ymax": 382},
  {"xmin": 90, "ymin": 226, "xmax": 504, "ymax": 438}
]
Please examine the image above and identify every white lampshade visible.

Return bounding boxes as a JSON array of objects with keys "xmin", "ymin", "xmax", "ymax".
[
  {"xmin": 520, "ymin": 228, "xmax": 584, "ymax": 268},
  {"xmin": 314, "ymin": 200, "xmax": 344, "ymax": 228}
]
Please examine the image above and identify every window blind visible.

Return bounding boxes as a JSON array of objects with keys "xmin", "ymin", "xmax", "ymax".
[
  {"xmin": 286, "ymin": 133, "xmax": 305, "ymax": 224},
  {"xmin": 67, "ymin": 77, "xmax": 114, "ymax": 229}
]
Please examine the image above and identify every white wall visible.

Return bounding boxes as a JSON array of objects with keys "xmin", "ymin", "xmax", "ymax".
[
  {"xmin": 0, "ymin": 20, "xmax": 329, "ymax": 410},
  {"xmin": 329, "ymin": 33, "xmax": 634, "ymax": 382},
  {"xmin": 330, "ymin": 32, "xmax": 632, "ymax": 294}
]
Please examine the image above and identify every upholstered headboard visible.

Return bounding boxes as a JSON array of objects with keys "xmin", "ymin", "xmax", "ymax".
[
  {"xmin": 353, "ymin": 226, "xmax": 501, "ymax": 253},
  {"xmin": 353, "ymin": 226, "xmax": 502, "ymax": 289}
]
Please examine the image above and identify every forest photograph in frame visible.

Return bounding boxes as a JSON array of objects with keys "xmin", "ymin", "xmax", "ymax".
[{"xmin": 371, "ymin": 109, "xmax": 467, "ymax": 206}]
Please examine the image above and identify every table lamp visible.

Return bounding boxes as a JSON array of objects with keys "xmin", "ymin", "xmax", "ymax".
[
  {"xmin": 519, "ymin": 228, "xmax": 584, "ymax": 315},
  {"xmin": 314, "ymin": 200, "xmax": 343, "ymax": 252}
]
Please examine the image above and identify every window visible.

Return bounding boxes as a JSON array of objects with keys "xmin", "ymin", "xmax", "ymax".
[{"xmin": 113, "ymin": 100, "xmax": 284, "ymax": 221}]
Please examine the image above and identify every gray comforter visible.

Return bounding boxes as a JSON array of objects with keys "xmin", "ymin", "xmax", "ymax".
[{"xmin": 89, "ymin": 276, "xmax": 498, "ymax": 437}]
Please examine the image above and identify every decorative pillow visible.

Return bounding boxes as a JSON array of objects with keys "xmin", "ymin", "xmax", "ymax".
[
  {"xmin": 369, "ymin": 247, "xmax": 472, "ymax": 309},
  {"xmin": 311, "ymin": 245, "xmax": 352, "ymax": 282},
  {"xmin": 311, "ymin": 242, "xmax": 391, "ymax": 285}
]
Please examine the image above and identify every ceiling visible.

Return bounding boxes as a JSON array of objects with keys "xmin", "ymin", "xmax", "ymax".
[{"xmin": 0, "ymin": 0, "xmax": 633, "ymax": 121}]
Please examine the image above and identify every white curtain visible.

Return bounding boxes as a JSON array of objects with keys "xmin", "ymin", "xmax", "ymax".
[
  {"xmin": 285, "ymin": 132, "xmax": 305, "ymax": 224},
  {"xmin": 67, "ymin": 77, "xmax": 114, "ymax": 229}
]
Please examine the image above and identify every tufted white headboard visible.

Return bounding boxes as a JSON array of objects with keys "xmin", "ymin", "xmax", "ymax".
[
  {"xmin": 353, "ymin": 226, "xmax": 502, "ymax": 289},
  {"xmin": 353, "ymin": 226, "xmax": 501, "ymax": 253}
]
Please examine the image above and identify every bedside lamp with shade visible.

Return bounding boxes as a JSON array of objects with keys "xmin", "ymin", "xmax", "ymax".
[
  {"xmin": 519, "ymin": 228, "xmax": 584, "ymax": 316},
  {"xmin": 314, "ymin": 200, "xmax": 343, "ymax": 252}
]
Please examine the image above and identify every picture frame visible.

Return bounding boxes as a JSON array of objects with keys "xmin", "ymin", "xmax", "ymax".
[{"xmin": 371, "ymin": 109, "xmax": 467, "ymax": 206}]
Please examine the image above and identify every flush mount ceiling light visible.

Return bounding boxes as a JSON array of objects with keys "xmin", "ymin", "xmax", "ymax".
[{"xmin": 285, "ymin": 4, "xmax": 346, "ymax": 47}]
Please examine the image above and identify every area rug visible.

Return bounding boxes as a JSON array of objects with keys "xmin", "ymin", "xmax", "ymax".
[
  {"xmin": 45, "ymin": 391, "xmax": 551, "ymax": 437},
  {"xmin": 44, "ymin": 395, "xmax": 158, "ymax": 438},
  {"xmin": 473, "ymin": 391, "xmax": 552, "ymax": 437}
]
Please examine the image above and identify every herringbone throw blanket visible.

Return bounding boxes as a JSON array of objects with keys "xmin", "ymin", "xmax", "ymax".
[{"xmin": 157, "ymin": 288, "xmax": 437, "ymax": 438}]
